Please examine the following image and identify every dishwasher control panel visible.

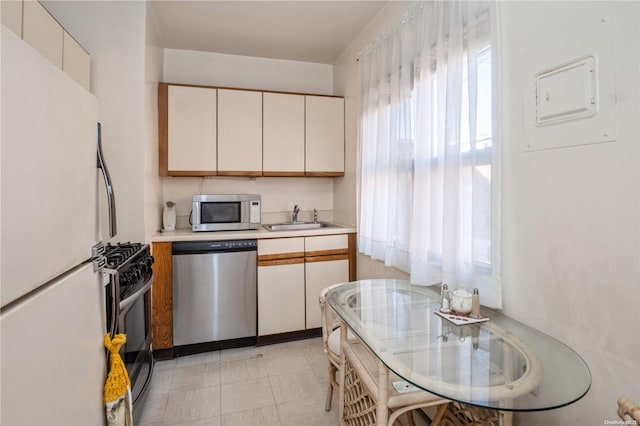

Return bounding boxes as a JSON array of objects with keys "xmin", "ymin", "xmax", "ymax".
[
  {"xmin": 173, "ymin": 239, "xmax": 257, "ymax": 254},
  {"xmin": 206, "ymin": 240, "xmax": 257, "ymax": 250}
]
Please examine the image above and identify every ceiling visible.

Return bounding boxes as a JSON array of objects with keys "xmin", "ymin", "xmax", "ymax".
[{"xmin": 149, "ymin": 1, "xmax": 389, "ymax": 64}]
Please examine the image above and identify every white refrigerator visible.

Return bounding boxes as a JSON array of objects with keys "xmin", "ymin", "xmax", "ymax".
[{"xmin": 1, "ymin": 27, "xmax": 114, "ymax": 425}]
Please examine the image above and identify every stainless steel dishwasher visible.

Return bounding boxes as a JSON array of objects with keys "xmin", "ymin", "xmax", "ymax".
[{"xmin": 172, "ymin": 239, "xmax": 257, "ymax": 353}]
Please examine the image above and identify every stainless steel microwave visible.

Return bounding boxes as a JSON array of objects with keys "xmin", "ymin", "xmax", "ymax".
[{"xmin": 192, "ymin": 194, "xmax": 261, "ymax": 232}]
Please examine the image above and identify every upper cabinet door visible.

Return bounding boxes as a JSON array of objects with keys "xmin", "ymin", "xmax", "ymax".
[
  {"xmin": 263, "ymin": 92, "xmax": 305, "ymax": 176},
  {"xmin": 22, "ymin": 0, "xmax": 63, "ymax": 69},
  {"xmin": 62, "ymin": 32, "xmax": 90, "ymax": 91},
  {"xmin": 305, "ymin": 95, "xmax": 345, "ymax": 176},
  {"xmin": 1, "ymin": 0, "xmax": 23, "ymax": 37},
  {"xmin": 162, "ymin": 84, "xmax": 217, "ymax": 176},
  {"xmin": 218, "ymin": 89, "xmax": 262, "ymax": 176}
]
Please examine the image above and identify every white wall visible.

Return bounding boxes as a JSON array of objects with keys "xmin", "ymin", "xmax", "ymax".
[
  {"xmin": 500, "ymin": 2, "xmax": 640, "ymax": 424},
  {"xmin": 42, "ymin": 1, "xmax": 147, "ymax": 243},
  {"xmin": 145, "ymin": 5, "xmax": 164, "ymax": 240},
  {"xmin": 163, "ymin": 176, "xmax": 334, "ymax": 230},
  {"xmin": 163, "ymin": 48, "xmax": 333, "ymax": 94},
  {"xmin": 334, "ymin": 1, "xmax": 639, "ymax": 423},
  {"xmin": 160, "ymin": 49, "xmax": 336, "ymax": 230}
]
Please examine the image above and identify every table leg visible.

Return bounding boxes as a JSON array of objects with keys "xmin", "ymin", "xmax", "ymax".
[
  {"xmin": 501, "ymin": 341, "xmax": 514, "ymax": 426},
  {"xmin": 338, "ymin": 321, "xmax": 347, "ymax": 426},
  {"xmin": 500, "ymin": 411, "xmax": 513, "ymax": 426},
  {"xmin": 377, "ymin": 358, "xmax": 389, "ymax": 425}
]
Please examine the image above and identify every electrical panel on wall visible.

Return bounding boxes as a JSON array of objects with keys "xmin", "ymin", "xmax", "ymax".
[
  {"xmin": 535, "ymin": 55, "xmax": 597, "ymax": 126},
  {"xmin": 522, "ymin": 10, "xmax": 617, "ymax": 152}
]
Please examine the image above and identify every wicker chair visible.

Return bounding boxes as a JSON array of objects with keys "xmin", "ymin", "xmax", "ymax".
[
  {"xmin": 319, "ymin": 283, "xmax": 354, "ymax": 411},
  {"xmin": 618, "ymin": 396, "xmax": 640, "ymax": 423},
  {"xmin": 340, "ymin": 333, "xmax": 450, "ymax": 426},
  {"xmin": 319, "ymin": 284, "xmax": 449, "ymax": 425}
]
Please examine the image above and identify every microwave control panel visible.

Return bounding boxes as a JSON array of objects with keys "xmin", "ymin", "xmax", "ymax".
[{"xmin": 250, "ymin": 201, "xmax": 261, "ymax": 224}]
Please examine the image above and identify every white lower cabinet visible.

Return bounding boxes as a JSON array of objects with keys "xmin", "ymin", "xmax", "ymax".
[
  {"xmin": 257, "ymin": 235, "xmax": 351, "ymax": 336},
  {"xmin": 258, "ymin": 261, "xmax": 305, "ymax": 336},
  {"xmin": 257, "ymin": 237, "xmax": 305, "ymax": 336},
  {"xmin": 305, "ymin": 258, "xmax": 349, "ymax": 329}
]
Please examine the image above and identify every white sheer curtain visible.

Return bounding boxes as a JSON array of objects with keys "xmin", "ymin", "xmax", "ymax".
[{"xmin": 358, "ymin": 1, "xmax": 502, "ymax": 308}]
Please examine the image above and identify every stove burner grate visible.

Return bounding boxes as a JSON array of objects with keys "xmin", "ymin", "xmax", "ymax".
[{"xmin": 104, "ymin": 242, "xmax": 144, "ymax": 269}]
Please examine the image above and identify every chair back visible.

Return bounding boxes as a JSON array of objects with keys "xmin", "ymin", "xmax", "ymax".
[{"xmin": 318, "ymin": 283, "xmax": 346, "ymax": 358}]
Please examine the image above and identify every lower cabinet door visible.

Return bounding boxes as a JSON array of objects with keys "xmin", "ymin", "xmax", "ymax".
[
  {"xmin": 258, "ymin": 262, "xmax": 305, "ymax": 336},
  {"xmin": 305, "ymin": 259, "xmax": 349, "ymax": 329}
]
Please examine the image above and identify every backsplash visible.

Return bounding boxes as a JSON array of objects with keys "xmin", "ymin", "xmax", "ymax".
[{"xmin": 161, "ymin": 176, "xmax": 335, "ymax": 230}]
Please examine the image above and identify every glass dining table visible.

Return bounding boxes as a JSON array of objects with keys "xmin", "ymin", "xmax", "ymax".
[{"xmin": 326, "ymin": 279, "xmax": 591, "ymax": 425}]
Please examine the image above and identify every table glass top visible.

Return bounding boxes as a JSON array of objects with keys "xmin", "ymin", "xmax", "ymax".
[{"xmin": 327, "ymin": 279, "xmax": 591, "ymax": 412}]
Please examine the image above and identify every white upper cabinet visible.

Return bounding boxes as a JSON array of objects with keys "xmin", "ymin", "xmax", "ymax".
[
  {"xmin": 158, "ymin": 84, "xmax": 344, "ymax": 177},
  {"xmin": 263, "ymin": 92, "xmax": 305, "ymax": 176},
  {"xmin": 8, "ymin": 1, "xmax": 90, "ymax": 90},
  {"xmin": 1, "ymin": 0, "xmax": 23, "ymax": 36},
  {"xmin": 22, "ymin": 1, "xmax": 63, "ymax": 69},
  {"xmin": 62, "ymin": 32, "xmax": 90, "ymax": 91},
  {"xmin": 305, "ymin": 95, "xmax": 345, "ymax": 176},
  {"xmin": 167, "ymin": 85, "xmax": 217, "ymax": 174},
  {"xmin": 218, "ymin": 89, "xmax": 263, "ymax": 175}
]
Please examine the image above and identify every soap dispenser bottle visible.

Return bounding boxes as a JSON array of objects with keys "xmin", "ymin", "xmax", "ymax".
[{"xmin": 163, "ymin": 201, "xmax": 176, "ymax": 231}]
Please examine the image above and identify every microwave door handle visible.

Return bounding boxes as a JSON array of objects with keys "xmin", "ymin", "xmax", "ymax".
[{"xmin": 97, "ymin": 122, "xmax": 117, "ymax": 238}]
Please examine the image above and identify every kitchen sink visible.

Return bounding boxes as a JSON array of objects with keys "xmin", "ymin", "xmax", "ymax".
[{"xmin": 263, "ymin": 221, "xmax": 338, "ymax": 231}]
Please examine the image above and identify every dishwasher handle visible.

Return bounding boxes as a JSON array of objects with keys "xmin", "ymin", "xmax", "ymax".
[{"xmin": 172, "ymin": 239, "xmax": 257, "ymax": 255}]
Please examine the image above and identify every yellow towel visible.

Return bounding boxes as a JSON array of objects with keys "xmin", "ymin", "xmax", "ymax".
[{"xmin": 104, "ymin": 334, "xmax": 133, "ymax": 426}]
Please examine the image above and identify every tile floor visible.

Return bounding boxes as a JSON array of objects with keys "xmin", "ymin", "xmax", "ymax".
[{"xmin": 138, "ymin": 337, "xmax": 341, "ymax": 426}]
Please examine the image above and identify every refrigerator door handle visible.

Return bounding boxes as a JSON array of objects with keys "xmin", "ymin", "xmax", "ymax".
[{"xmin": 97, "ymin": 122, "xmax": 117, "ymax": 238}]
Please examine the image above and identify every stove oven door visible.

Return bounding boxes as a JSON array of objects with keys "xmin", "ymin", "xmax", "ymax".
[{"xmin": 118, "ymin": 275, "xmax": 154, "ymax": 412}]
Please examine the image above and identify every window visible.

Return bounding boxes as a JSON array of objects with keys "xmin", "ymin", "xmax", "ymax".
[{"xmin": 358, "ymin": 1, "xmax": 501, "ymax": 307}]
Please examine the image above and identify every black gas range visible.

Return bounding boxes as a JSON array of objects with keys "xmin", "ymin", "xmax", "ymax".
[
  {"xmin": 103, "ymin": 242, "xmax": 154, "ymax": 299},
  {"xmin": 102, "ymin": 242, "xmax": 154, "ymax": 419}
]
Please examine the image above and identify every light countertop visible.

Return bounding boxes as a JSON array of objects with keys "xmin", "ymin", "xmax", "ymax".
[{"xmin": 151, "ymin": 222, "xmax": 356, "ymax": 243}]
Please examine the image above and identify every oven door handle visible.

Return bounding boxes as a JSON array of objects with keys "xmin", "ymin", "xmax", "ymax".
[{"xmin": 120, "ymin": 274, "xmax": 154, "ymax": 312}]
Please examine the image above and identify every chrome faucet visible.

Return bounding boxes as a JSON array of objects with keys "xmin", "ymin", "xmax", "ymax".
[{"xmin": 292, "ymin": 205, "xmax": 301, "ymax": 223}]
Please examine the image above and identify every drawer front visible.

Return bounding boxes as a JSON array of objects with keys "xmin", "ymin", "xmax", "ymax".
[
  {"xmin": 305, "ymin": 234, "xmax": 348, "ymax": 255},
  {"xmin": 258, "ymin": 237, "xmax": 305, "ymax": 256}
]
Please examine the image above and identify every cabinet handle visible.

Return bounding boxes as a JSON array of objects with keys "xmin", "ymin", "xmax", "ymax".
[
  {"xmin": 258, "ymin": 258, "xmax": 305, "ymax": 267},
  {"xmin": 257, "ymin": 252, "xmax": 305, "ymax": 262},
  {"xmin": 305, "ymin": 254, "xmax": 349, "ymax": 263}
]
